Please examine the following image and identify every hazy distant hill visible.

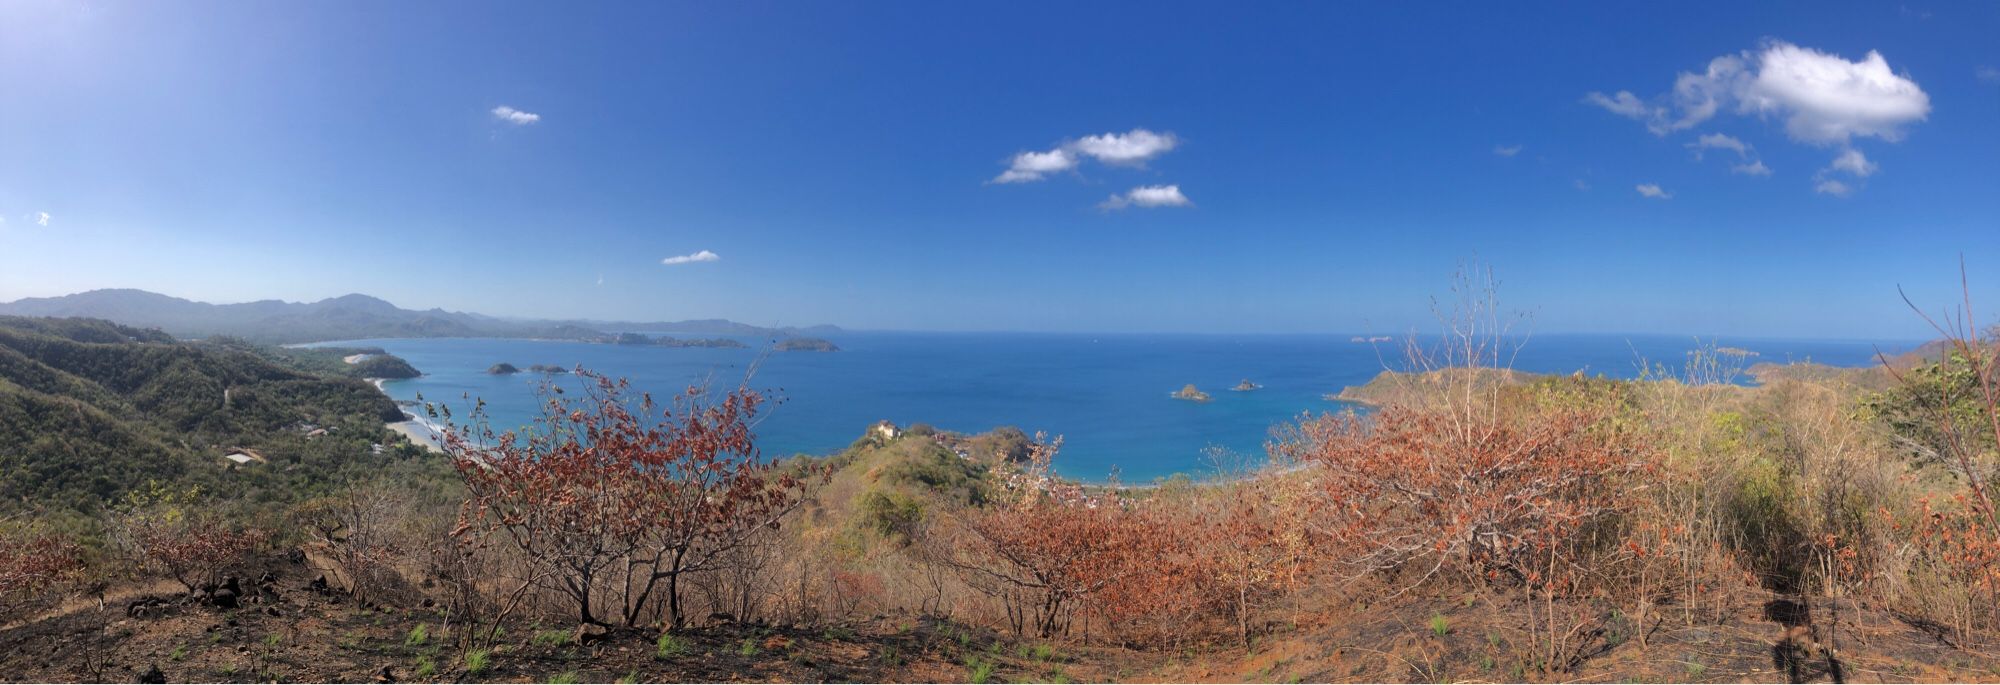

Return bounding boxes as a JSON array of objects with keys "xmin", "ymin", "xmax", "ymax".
[{"xmin": 0, "ymin": 289, "xmax": 842, "ymax": 345}]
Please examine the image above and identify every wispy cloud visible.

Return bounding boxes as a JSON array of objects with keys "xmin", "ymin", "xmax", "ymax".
[
  {"xmin": 1573, "ymin": 179, "xmax": 1592, "ymax": 191},
  {"xmin": 1977, "ymin": 66, "xmax": 2000, "ymax": 84},
  {"xmin": 1686, "ymin": 133, "xmax": 1771, "ymax": 176},
  {"xmin": 1635, "ymin": 184, "xmax": 1673, "ymax": 200},
  {"xmin": 1809, "ymin": 148, "xmax": 1876, "ymax": 195},
  {"xmin": 990, "ymin": 128, "xmax": 1178, "ymax": 183},
  {"xmin": 1828, "ymin": 148, "xmax": 1877, "ymax": 177},
  {"xmin": 491, "ymin": 105, "xmax": 541, "ymax": 126},
  {"xmin": 1583, "ymin": 91, "xmax": 1650, "ymax": 119},
  {"xmin": 1686, "ymin": 133, "xmax": 1748, "ymax": 159},
  {"xmin": 1732, "ymin": 160, "xmax": 1773, "ymax": 176},
  {"xmin": 992, "ymin": 148, "xmax": 1079, "ymax": 184},
  {"xmin": 661, "ymin": 250, "xmax": 721, "ymax": 265},
  {"xmin": 34, "ymin": 212, "xmax": 48, "ymax": 227},
  {"xmin": 1099, "ymin": 185, "xmax": 1193, "ymax": 210},
  {"xmin": 1493, "ymin": 144, "xmax": 1523, "ymax": 157}
]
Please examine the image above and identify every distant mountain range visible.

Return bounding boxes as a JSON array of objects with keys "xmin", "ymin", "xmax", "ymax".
[{"xmin": 0, "ymin": 289, "xmax": 842, "ymax": 345}]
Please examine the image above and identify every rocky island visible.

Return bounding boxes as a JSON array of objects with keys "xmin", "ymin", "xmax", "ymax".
[
  {"xmin": 1232, "ymin": 379, "xmax": 1261, "ymax": 391},
  {"xmin": 527, "ymin": 364, "xmax": 570, "ymax": 374},
  {"xmin": 774, "ymin": 337, "xmax": 840, "ymax": 352},
  {"xmin": 1172, "ymin": 384, "xmax": 1213, "ymax": 402},
  {"xmin": 486, "ymin": 362, "xmax": 521, "ymax": 375}
]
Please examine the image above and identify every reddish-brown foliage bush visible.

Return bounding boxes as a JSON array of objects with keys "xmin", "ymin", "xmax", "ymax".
[
  {"xmin": 110, "ymin": 486, "xmax": 266, "ymax": 593},
  {"xmin": 1276, "ymin": 405, "xmax": 1648, "ymax": 593},
  {"xmin": 936, "ymin": 436, "xmax": 1162, "ymax": 640},
  {"xmin": 129, "ymin": 520, "xmax": 265, "ymax": 593},
  {"xmin": 0, "ymin": 531, "xmax": 85, "ymax": 619},
  {"xmin": 442, "ymin": 370, "xmax": 819, "ymax": 629}
]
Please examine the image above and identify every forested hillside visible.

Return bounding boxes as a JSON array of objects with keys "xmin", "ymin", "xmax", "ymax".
[{"xmin": 0, "ymin": 316, "xmax": 434, "ymax": 520}]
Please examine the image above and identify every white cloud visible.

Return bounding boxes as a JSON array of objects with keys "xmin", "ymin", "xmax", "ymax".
[
  {"xmin": 1493, "ymin": 144, "xmax": 1523, "ymax": 157},
  {"xmin": 1815, "ymin": 179, "xmax": 1852, "ymax": 196},
  {"xmin": 1980, "ymin": 66, "xmax": 2000, "ymax": 84},
  {"xmin": 1071, "ymin": 129, "xmax": 1178, "ymax": 165},
  {"xmin": 491, "ymin": 105, "xmax": 541, "ymax": 125},
  {"xmin": 1573, "ymin": 179, "xmax": 1592, "ymax": 191},
  {"xmin": 661, "ymin": 250, "xmax": 721, "ymax": 265},
  {"xmin": 1687, "ymin": 133, "xmax": 1749, "ymax": 159},
  {"xmin": 1635, "ymin": 184, "xmax": 1673, "ymax": 199},
  {"xmin": 1099, "ymin": 184, "xmax": 1193, "ymax": 210},
  {"xmin": 1742, "ymin": 43, "xmax": 1929, "ymax": 144},
  {"xmin": 1828, "ymin": 148, "xmax": 1877, "ymax": 177},
  {"xmin": 1589, "ymin": 43, "xmax": 1929, "ymax": 145},
  {"xmin": 990, "ymin": 128, "xmax": 1179, "ymax": 183},
  {"xmin": 1732, "ymin": 160, "xmax": 1774, "ymax": 176},
  {"xmin": 992, "ymin": 148, "xmax": 1079, "ymax": 184},
  {"xmin": 1663, "ymin": 55, "xmax": 1751, "ymax": 134},
  {"xmin": 1588, "ymin": 40, "xmax": 1927, "ymax": 195},
  {"xmin": 1687, "ymin": 133, "xmax": 1771, "ymax": 176},
  {"xmin": 34, "ymin": 212, "xmax": 48, "ymax": 227},
  {"xmin": 1583, "ymin": 91, "xmax": 1651, "ymax": 119}
]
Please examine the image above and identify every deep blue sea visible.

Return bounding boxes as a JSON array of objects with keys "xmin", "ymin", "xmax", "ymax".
[{"xmin": 323, "ymin": 333, "xmax": 1913, "ymax": 482}]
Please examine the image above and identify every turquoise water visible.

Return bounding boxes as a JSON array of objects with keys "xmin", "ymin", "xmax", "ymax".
[{"xmin": 332, "ymin": 333, "xmax": 1912, "ymax": 482}]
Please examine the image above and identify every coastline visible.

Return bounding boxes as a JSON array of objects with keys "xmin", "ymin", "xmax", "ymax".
[{"xmin": 368, "ymin": 378, "xmax": 443, "ymax": 452}]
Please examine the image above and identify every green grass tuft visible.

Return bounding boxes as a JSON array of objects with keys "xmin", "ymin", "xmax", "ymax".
[
  {"xmin": 655, "ymin": 633, "xmax": 688, "ymax": 660},
  {"xmin": 967, "ymin": 656, "xmax": 997, "ymax": 684}
]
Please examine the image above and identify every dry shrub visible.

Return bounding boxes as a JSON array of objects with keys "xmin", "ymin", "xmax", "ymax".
[
  {"xmin": 932, "ymin": 436, "xmax": 1164, "ymax": 640},
  {"xmin": 1890, "ymin": 495, "xmax": 2000, "ymax": 642},
  {"xmin": 1875, "ymin": 267, "xmax": 2000, "ymax": 641},
  {"xmin": 927, "ymin": 436, "xmax": 1318, "ymax": 648},
  {"xmin": 0, "ymin": 529, "xmax": 85, "ymax": 621},
  {"xmin": 293, "ymin": 482, "xmax": 411, "ymax": 604},
  {"xmin": 1129, "ymin": 474, "xmax": 1317, "ymax": 648},
  {"xmin": 439, "ymin": 370, "xmax": 820, "ymax": 629},
  {"xmin": 1276, "ymin": 404, "xmax": 1647, "ymax": 593},
  {"xmin": 110, "ymin": 485, "xmax": 266, "ymax": 593}
]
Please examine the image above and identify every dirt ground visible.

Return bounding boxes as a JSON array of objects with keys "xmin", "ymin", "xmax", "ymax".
[{"xmin": 6, "ymin": 555, "xmax": 2000, "ymax": 683}]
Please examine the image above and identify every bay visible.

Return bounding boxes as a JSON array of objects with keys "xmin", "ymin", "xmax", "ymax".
[{"xmin": 325, "ymin": 332, "xmax": 1912, "ymax": 482}]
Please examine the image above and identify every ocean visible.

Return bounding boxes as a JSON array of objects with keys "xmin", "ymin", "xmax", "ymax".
[{"xmin": 324, "ymin": 332, "xmax": 1913, "ymax": 482}]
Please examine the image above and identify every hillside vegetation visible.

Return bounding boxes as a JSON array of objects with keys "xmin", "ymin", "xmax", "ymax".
[{"xmin": 0, "ymin": 316, "xmax": 440, "ymax": 520}]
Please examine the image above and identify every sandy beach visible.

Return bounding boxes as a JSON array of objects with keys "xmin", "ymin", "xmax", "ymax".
[
  {"xmin": 385, "ymin": 419, "xmax": 442, "ymax": 451},
  {"xmin": 366, "ymin": 377, "xmax": 442, "ymax": 452}
]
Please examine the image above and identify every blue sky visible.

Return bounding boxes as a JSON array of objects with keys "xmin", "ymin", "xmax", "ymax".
[{"xmin": 1, "ymin": 1, "xmax": 1996, "ymax": 338}]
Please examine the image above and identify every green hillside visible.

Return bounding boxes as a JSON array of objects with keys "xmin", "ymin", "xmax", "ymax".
[{"xmin": 0, "ymin": 316, "xmax": 439, "ymax": 520}]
